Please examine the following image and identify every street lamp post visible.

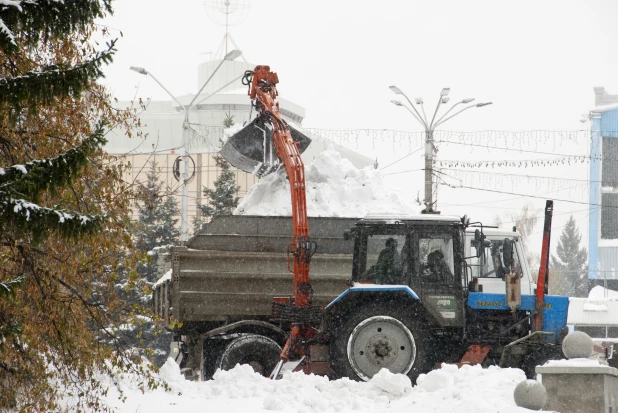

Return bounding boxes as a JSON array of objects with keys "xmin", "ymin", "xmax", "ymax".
[
  {"xmin": 390, "ymin": 86, "xmax": 491, "ymax": 214},
  {"xmin": 131, "ymin": 49, "xmax": 242, "ymax": 243}
]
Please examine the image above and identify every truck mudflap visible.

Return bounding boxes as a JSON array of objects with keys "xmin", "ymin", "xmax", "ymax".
[
  {"xmin": 325, "ymin": 284, "xmax": 420, "ymax": 310},
  {"xmin": 468, "ymin": 292, "xmax": 569, "ymax": 342}
]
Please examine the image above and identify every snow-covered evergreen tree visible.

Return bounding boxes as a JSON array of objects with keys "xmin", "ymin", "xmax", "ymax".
[
  {"xmin": 194, "ymin": 114, "xmax": 240, "ymax": 231},
  {"xmin": 550, "ymin": 215, "xmax": 588, "ymax": 297},
  {"xmin": 136, "ymin": 161, "xmax": 180, "ymax": 257},
  {"xmin": 0, "ymin": 2, "xmax": 162, "ymax": 410},
  {"xmin": 128, "ymin": 161, "xmax": 180, "ymax": 365},
  {"xmin": 200, "ymin": 152, "xmax": 241, "ymax": 218}
]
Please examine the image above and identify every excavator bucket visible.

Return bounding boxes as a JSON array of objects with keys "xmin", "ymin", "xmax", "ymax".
[{"xmin": 221, "ymin": 117, "xmax": 311, "ymax": 177}]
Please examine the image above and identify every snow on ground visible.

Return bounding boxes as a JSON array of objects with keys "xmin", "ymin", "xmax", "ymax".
[
  {"xmin": 234, "ymin": 146, "xmax": 414, "ymax": 217},
  {"xmin": 87, "ymin": 359, "xmax": 533, "ymax": 413}
]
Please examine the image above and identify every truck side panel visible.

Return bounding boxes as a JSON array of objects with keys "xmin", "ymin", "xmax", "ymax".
[{"xmin": 162, "ymin": 250, "xmax": 351, "ymax": 322}]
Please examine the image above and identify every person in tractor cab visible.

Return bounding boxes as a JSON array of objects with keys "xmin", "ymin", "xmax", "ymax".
[
  {"xmin": 374, "ymin": 237, "xmax": 402, "ymax": 284},
  {"xmin": 424, "ymin": 248, "xmax": 454, "ymax": 284}
]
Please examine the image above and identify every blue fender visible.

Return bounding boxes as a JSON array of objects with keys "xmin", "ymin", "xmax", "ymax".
[{"xmin": 323, "ymin": 284, "xmax": 420, "ymax": 319}]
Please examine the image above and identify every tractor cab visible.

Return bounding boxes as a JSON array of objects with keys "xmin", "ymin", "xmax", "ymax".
[
  {"xmin": 345, "ymin": 213, "xmax": 468, "ymax": 327},
  {"xmin": 465, "ymin": 227, "xmax": 535, "ymax": 296}
]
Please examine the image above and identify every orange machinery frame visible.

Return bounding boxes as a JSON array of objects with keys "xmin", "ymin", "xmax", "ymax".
[{"xmin": 244, "ymin": 66, "xmax": 316, "ymax": 367}]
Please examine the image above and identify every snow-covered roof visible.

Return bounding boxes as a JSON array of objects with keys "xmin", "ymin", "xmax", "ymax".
[{"xmin": 591, "ymin": 103, "xmax": 618, "ymax": 113}]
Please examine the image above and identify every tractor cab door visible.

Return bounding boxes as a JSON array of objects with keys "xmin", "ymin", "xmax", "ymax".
[
  {"xmin": 412, "ymin": 229, "xmax": 465, "ymax": 327},
  {"xmin": 355, "ymin": 229, "xmax": 409, "ymax": 286}
]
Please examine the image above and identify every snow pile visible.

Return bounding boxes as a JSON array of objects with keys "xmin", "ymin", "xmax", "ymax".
[
  {"xmin": 588, "ymin": 285, "xmax": 618, "ymax": 299},
  {"xmin": 90, "ymin": 359, "xmax": 532, "ymax": 413},
  {"xmin": 235, "ymin": 146, "xmax": 415, "ymax": 217}
]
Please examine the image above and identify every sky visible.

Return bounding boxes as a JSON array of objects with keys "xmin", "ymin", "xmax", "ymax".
[{"xmin": 99, "ymin": 0, "xmax": 618, "ymax": 255}]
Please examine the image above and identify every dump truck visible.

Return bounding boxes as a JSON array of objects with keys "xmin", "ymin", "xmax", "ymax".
[{"xmin": 153, "ymin": 215, "xmax": 358, "ymax": 379}]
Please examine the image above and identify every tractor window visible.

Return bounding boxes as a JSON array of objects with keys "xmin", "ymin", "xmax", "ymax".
[
  {"xmin": 472, "ymin": 239, "xmax": 522, "ymax": 279},
  {"xmin": 359, "ymin": 234, "xmax": 407, "ymax": 284},
  {"xmin": 419, "ymin": 236, "xmax": 454, "ymax": 284}
]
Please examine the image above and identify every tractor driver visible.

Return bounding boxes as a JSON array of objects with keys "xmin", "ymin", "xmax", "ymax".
[{"xmin": 375, "ymin": 237, "xmax": 402, "ymax": 284}]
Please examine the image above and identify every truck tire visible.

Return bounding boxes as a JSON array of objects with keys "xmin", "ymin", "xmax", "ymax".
[
  {"xmin": 329, "ymin": 303, "xmax": 435, "ymax": 383},
  {"xmin": 215, "ymin": 334, "xmax": 282, "ymax": 377},
  {"xmin": 202, "ymin": 339, "xmax": 228, "ymax": 381},
  {"xmin": 521, "ymin": 345, "xmax": 563, "ymax": 379}
]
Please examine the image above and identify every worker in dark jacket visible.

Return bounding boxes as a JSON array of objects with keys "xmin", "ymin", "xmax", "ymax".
[
  {"xmin": 375, "ymin": 238, "xmax": 402, "ymax": 284},
  {"xmin": 425, "ymin": 249, "xmax": 453, "ymax": 284}
]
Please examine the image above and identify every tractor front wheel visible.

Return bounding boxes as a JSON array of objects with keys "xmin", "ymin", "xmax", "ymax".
[{"xmin": 329, "ymin": 303, "xmax": 435, "ymax": 383}]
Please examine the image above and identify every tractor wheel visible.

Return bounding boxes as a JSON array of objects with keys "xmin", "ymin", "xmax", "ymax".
[
  {"xmin": 521, "ymin": 345, "xmax": 564, "ymax": 379},
  {"xmin": 215, "ymin": 334, "xmax": 282, "ymax": 377},
  {"xmin": 329, "ymin": 303, "xmax": 435, "ymax": 383}
]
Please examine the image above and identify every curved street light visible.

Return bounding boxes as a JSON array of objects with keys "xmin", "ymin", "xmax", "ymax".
[
  {"xmin": 131, "ymin": 49, "xmax": 242, "ymax": 242},
  {"xmin": 389, "ymin": 85, "xmax": 491, "ymax": 213}
]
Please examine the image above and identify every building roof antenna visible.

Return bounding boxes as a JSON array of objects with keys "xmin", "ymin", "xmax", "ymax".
[{"xmin": 204, "ymin": 0, "xmax": 250, "ymax": 61}]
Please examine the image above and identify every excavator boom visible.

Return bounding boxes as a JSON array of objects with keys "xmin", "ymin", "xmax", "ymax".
[{"xmin": 221, "ymin": 66, "xmax": 317, "ymax": 372}]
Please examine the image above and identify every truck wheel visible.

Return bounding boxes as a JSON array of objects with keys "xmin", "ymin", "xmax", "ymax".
[
  {"xmin": 522, "ymin": 345, "xmax": 563, "ymax": 379},
  {"xmin": 202, "ymin": 339, "xmax": 227, "ymax": 381},
  {"xmin": 215, "ymin": 334, "xmax": 282, "ymax": 377},
  {"xmin": 330, "ymin": 304, "xmax": 435, "ymax": 383}
]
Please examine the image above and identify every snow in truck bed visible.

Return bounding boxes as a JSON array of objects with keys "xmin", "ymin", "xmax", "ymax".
[{"xmin": 234, "ymin": 146, "xmax": 416, "ymax": 217}]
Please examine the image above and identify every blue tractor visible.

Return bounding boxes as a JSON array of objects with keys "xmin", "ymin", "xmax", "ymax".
[{"xmin": 314, "ymin": 201, "xmax": 568, "ymax": 382}]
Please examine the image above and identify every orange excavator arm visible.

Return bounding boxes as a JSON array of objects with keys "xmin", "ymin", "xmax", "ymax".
[
  {"xmin": 221, "ymin": 66, "xmax": 319, "ymax": 376},
  {"xmin": 245, "ymin": 65, "xmax": 314, "ymax": 308}
]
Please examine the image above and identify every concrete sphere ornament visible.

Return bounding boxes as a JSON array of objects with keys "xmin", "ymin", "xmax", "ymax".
[
  {"xmin": 562, "ymin": 331, "xmax": 593, "ymax": 359},
  {"xmin": 513, "ymin": 379, "xmax": 547, "ymax": 410}
]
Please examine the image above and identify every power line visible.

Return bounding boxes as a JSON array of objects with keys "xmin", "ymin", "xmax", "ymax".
[
  {"xmin": 438, "ymin": 183, "xmax": 612, "ymax": 208},
  {"xmin": 380, "ymin": 146, "xmax": 424, "ymax": 170}
]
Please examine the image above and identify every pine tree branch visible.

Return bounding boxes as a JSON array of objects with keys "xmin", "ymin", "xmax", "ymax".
[
  {"xmin": 0, "ymin": 274, "xmax": 25, "ymax": 299},
  {"xmin": 0, "ymin": 197, "xmax": 104, "ymax": 241},
  {"xmin": 0, "ymin": 122, "xmax": 107, "ymax": 202},
  {"xmin": 0, "ymin": 40, "xmax": 116, "ymax": 111},
  {"xmin": 0, "ymin": 0, "xmax": 113, "ymax": 53}
]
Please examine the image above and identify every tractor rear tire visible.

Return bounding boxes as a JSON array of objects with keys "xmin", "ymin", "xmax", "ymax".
[
  {"xmin": 329, "ymin": 303, "xmax": 435, "ymax": 383},
  {"xmin": 215, "ymin": 334, "xmax": 282, "ymax": 377}
]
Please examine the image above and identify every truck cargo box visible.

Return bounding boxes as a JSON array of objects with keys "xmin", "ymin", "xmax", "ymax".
[{"xmin": 153, "ymin": 215, "xmax": 358, "ymax": 324}]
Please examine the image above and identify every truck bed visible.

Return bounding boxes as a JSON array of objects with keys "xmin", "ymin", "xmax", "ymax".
[{"xmin": 153, "ymin": 216, "xmax": 358, "ymax": 324}]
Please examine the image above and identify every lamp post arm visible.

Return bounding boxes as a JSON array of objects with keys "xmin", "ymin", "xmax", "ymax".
[
  {"xmin": 188, "ymin": 59, "xmax": 229, "ymax": 109},
  {"xmin": 194, "ymin": 73, "xmax": 245, "ymax": 106},
  {"xmin": 429, "ymin": 97, "xmax": 444, "ymax": 129},
  {"xmin": 400, "ymin": 92, "xmax": 428, "ymax": 129},
  {"xmin": 401, "ymin": 104, "xmax": 425, "ymax": 126},
  {"xmin": 434, "ymin": 103, "xmax": 478, "ymax": 128},
  {"xmin": 434, "ymin": 101, "xmax": 463, "ymax": 126},
  {"xmin": 147, "ymin": 73, "xmax": 186, "ymax": 110}
]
